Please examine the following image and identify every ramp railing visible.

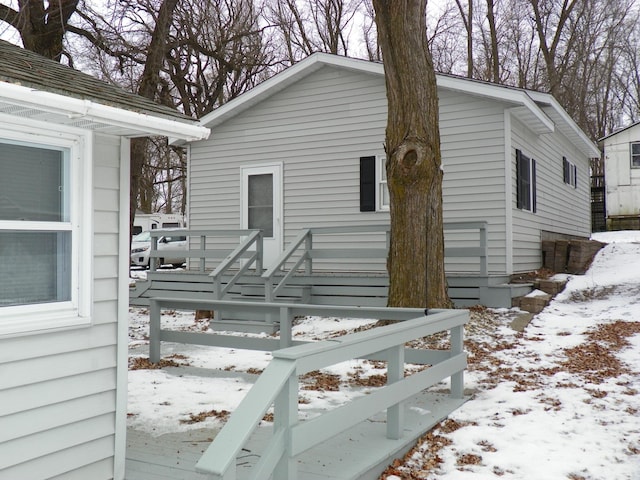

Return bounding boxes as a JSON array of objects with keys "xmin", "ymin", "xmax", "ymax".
[{"xmin": 145, "ymin": 299, "xmax": 468, "ymax": 480}]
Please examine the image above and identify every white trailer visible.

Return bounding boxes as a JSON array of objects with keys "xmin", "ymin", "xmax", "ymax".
[{"xmin": 133, "ymin": 213, "xmax": 185, "ymax": 234}]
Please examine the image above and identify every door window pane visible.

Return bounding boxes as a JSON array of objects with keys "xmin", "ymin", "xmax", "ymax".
[{"xmin": 248, "ymin": 174, "xmax": 273, "ymax": 237}]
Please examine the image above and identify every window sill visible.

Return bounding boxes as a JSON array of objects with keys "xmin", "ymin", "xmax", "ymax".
[{"xmin": 0, "ymin": 306, "xmax": 91, "ymax": 338}]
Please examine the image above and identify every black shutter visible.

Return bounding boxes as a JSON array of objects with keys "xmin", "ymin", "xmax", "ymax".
[
  {"xmin": 573, "ymin": 164, "xmax": 577, "ymax": 189},
  {"xmin": 563, "ymin": 156, "xmax": 569, "ymax": 184},
  {"xmin": 360, "ymin": 156, "xmax": 376, "ymax": 212},
  {"xmin": 532, "ymin": 158, "xmax": 537, "ymax": 213},
  {"xmin": 516, "ymin": 149, "xmax": 524, "ymax": 209}
]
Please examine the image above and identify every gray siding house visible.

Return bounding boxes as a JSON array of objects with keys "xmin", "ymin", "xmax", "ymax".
[
  {"xmin": 600, "ymin": 122, "xmax": 640, "ymax": 230},
  {"xmin": 185, "ymin": 53, "xmax": 598, "ymax": 278},
  {"xmin": 0, "ymin": 40, "xmax": 208, "ymax": 479}
]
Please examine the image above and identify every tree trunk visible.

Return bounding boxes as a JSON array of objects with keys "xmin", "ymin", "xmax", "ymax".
[
  {"xmin": 129, "ymin": 0, "xmax": 179, "ymax": 239},
  {"xmin": 2, "ymin": 0, "xmax": 79, "ymax": 61},
  {"xmin": 486, "ymin": 0, "xmax": 500, "ymax": 83},
  {"xmin": 454, "ymin": 0, "xmax": 473, "ymax": 78},
  {"xmin": 372, "ymin": 0, "xmax": 451, "ymax": 308}
]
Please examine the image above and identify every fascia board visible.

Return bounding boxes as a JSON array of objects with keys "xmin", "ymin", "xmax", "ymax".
[
  {"xmin": 0, "ymin": 81, "xmax": 210, "ymax": 141},
  {"xmin": 436, "ymin": 75, "xmax": 554, "ymax": 134},
  {"xmin": 598, "ymin": 120, "xmax": 640, "ymax": 142},
  {"xmin": 199, "ymin": 53, "xmax": 384, "ymax": 130},
  {"xmin": 528, "ymin": 90, "xmax": 600, "ymax": 158}
]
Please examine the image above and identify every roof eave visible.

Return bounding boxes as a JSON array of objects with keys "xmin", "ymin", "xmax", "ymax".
[
  {"xmin": 0, "ymin": 81, "xmax": 210, "ymax": 141},
  {"xmin": 436, "ymin": 75, "xmax": 555, "ymax": 135},
  {"xmin": 198, "ymin": 53, "xmax": 555, "ymax": 137},
  {"xmin": 527, "ymin": 90, "xmax": 600, "ymax": 158},
  {"xmin": 598, "ymin": 120, "xmax": 640, "ymax": 143},
  {"xmin": 198, "ymin": 53, "xmax": 384, "ymax": 130}
]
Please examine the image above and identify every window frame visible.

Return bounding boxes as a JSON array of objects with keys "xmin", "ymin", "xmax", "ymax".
[
  {"xmin": 631, "ymin": 142, "xmax": 640, "ymax": 168},
  {"xmin": 516, "ymin": 149, "xmax": 537, "ymax": 213},
  {"xmin": 377, "ymin": 155, "xmax": 389, "ymax": 212},
  {"xmin": 563, "ymin": 156, "xmax": 577, "ymax": 188},
  {"xmin": 0, "ymin": 127, "xmax": 92, "ymax": 336}
]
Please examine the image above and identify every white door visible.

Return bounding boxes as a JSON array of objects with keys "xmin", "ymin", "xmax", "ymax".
[{"xmin": 241, "ymin": 163, "xmax": 283, "ymax": 269}]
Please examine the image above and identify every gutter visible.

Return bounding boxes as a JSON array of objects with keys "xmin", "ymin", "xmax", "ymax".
[{"xmin": 0, "ymin": 81, "xmax": 210, "ymax": 141}]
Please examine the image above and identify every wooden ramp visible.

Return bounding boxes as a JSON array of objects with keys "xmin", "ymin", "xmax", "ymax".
[
  {"xmin": 126, "ymin": 429, "xmax": 214, "ymax": 480},
  {"xmin": 125, "ymin": 392, "xmax": 467, "ymax": 480}
]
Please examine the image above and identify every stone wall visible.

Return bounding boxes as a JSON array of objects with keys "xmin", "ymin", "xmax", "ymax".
[{"xmin": 541, "ymin": 239, "xmax": 606, "ymax": 274}]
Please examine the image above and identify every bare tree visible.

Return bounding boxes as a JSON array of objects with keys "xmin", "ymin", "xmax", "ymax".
[
  {"xmin": 454, "ymin": 0, "xmax": 473, "ymax": 77},
  {"xmin": 0, "ymin": 0, "xmax": 79, "ymax": 61},
  {"xmin": 484, "ymin": 0, "xmax": 500, "ymax": 83},
  {"xmin": 372, "ymin": 0, "xmax": 451, "ymax": 308},
  {"xmin": 265, "ymin": 0, "xmax": 363, "ymax": 63},
  {"xmin": 361, "ymin": 0, "xmax": 381, "ymax": 60},
  {"xmin": 67, "ymin": 0, "xmax": 275, "ymax": 218}
]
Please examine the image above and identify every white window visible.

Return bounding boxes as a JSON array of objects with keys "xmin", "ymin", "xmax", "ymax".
[
  {"xmin": 563, "ymin": 156, "xmax": 577, "ymax": 188},
  {"xmin": 516, "ymin": 149, "xmax": 537, "ymax": 212},
  {"xmin": 359, "ymin": 155, "xmax": 388, "ymax": 212},
  {"xmin": 631, "ymin": 142, "xmax": 640, "ymax": 168},
  {"xmin": 0, "ymin": 131, "xmax": 91, "ymax": 336},
  {"xmin": 377, "ymin": 156, "xmax": 389, "ymax": 211}
]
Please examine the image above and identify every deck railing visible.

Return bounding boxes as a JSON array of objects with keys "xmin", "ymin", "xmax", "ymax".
[
  {"xmin": 148, "ymin": 229, "xmax": 263, "ymax": 275},
  {"xmin": 263, "ymin": 222, "xmax": 488, "ymax": 301},
  {"xmin": 444, "ymin": 221, "xmax": 488, "ymax": 276},
  {"xmin": 262, "ymin": 225, "xmax": 390, "ymax": 301},
  {"xmin": 147, "ymin": 299, "xmax": 468, "ymax": 480},
  {"xmin": 209, "ymin": 230, "xmax": 264, "ymax": 299}
]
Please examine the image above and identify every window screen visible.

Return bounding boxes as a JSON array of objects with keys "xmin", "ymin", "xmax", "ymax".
[{"xmin": 0, "ymin": 142, "xmax": 72, "ymax": 307}]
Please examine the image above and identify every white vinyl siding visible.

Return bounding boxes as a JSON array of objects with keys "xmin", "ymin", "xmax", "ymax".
[
  {"xmin": 511, "ymin": 116, "xmax": 591, "ymax": 272},
  {"xmin": 0, "ymin": 133, "xmax": 121, "ymax": 480},
  {"xmin": 190, "ymin": 66, "xmax": 390, "ymax": 272},
  {"xmin": 603, "ymin": 126, "xmax": 640, "ymax": 218},
  {"xmin": 190, "ymin": 66, "xmax": 510, "ymax": 274},
  {"xmin": 438, "ymin": 89, "xmax": 508, "ymax": 274}
]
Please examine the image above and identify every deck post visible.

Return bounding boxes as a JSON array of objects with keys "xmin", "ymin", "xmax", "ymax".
[
  {"xmin": 199, "ymin": 235, "xmax": 206, "ymax": 272},
  {"xmin": 274, "ymin": 372, "xmax": 298, "ymax": 480},
  {"xmin": 386, "ymin": 344, "xmax": 405, "ymax": 440},
  {"xmin": 150, "ymin": 236, "xmax": 159, "ymax": 271},
  {"xmin": 255, "ymin": 231, "xmax": 264, "ymax": 274},
  {"xmin": 213, "ymin": 275, "xmax": 222, "ymax": 300},
  {"xmin": 479, "ymin": 223, "xmax": 488, "ymax": 276},
  {"xmin": 149, "ymin": 299, "xmax": 161, "ymax": 363},
  {"xmin": 450, "ymin": 324, "xmax": 465, "ymax": 398},
  {"xmin": 279, "ymin": 306, "xmax": 293, "ymax": 348},
  {"xmin": 304, "ymin": 232, "xmax": 312, "ymax": 275}
]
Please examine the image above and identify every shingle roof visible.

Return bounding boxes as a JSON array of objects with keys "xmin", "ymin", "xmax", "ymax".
[{"xmin": 0, "ymin": 38, "xmax": 189, "ymax": 122}]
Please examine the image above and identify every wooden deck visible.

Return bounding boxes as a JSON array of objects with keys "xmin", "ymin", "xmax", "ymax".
[
  {"xmin": 125, "ymin": 391, "xmax": 466, "ymax": 480},
  {"xmin": 130, "ymin": 224, "xmax": 533, "ymax": 311}
]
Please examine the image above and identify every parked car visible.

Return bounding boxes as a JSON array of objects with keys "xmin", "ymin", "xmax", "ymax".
[{"xmin": 130, "ymin": 230, "xmax": 187, "ymax": 268}]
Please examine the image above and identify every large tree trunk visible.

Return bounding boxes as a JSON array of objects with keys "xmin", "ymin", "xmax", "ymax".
[
  {"xmin": 372, "ymin": 0, "xmax": 451, "ymax": 309},
  {"xmin": 129, "ymin": 0, "xmax": 179, "ymax": 239}
]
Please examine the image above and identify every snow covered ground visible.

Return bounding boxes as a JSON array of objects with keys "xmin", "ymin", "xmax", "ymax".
[{"xmin": 127, "ymin": 231, "xmax": 640, "ymax": 479}]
